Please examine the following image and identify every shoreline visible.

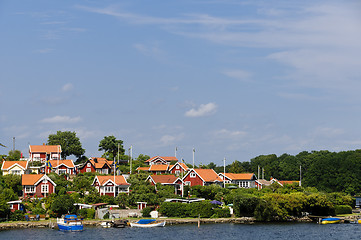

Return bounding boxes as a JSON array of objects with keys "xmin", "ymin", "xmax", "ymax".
[{"xmin": 0, "ymin": 216, "xmax": 316, "ymax": 231}]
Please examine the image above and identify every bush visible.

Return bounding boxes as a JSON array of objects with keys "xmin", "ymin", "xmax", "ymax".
[
  {"xmin": 233, "ymin": 194, "xmax": 259, "ymax": 217},
  {"xmin": 335, "ymin": 205, "xmax": 352, "ymax": 215},
  {"xmin": 212, "ymin": 207, "xmax": 231, "ymax": 218},
  {"xmin": 10, "ymin": 210, "xmax": 24, "ymax": 221},
  {"xmin": 141, "ymin": 207, "xmax": 152, "ymax": 217},
  {"xmin": 159, "ymin": 201, "xmax": 214, "ymax": 218}
]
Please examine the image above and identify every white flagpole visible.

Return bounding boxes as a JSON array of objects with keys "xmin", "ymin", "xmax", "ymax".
[
  {"xmin": 223, "ymin": 157, "xmax": 226, "ymax": 188},
  {"xmin": 175, "ymin": 147, "xmax": 177, "ymax": 158},
  {"xmin": 130, "ymin": 145, "xmax": 132, "ymax": 175},
  {"xmin": 192, "ymin": 148, "xmax": 195, "ymax": 168},
  {"xmin": 299, "ymin": 165, "xmax": 302, "ymax": 187}
]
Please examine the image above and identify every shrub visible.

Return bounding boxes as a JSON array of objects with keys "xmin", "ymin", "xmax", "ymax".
[
  {"xmin": 233, "ymin": 194, "xmax": 259, "ymax": 217},
  {"xmin": 334, "ymin": 205, "xmax": 352, "ymax": 215},
  {"xmin": 212, "ymin": 207, "xmax": 231, "ymax": 218},
  {"xmin": 9, "ymin": 210, "xmax": 24, "ymax": 221},
  {"xmin": 141, "ymin": 207, "xmax": 152, "ymax": 217}
]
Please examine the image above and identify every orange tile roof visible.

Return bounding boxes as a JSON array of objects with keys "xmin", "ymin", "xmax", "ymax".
[
  {"xmin": 49, "ymin": 160, "xmax": 75, "ymax": 168},
  {"xmin": 89, "ymin": 158, "xmax": 113, "ymax": 169},
  {"xmin": 29, "ymin": 144, "xmax": 61, "ymax": 153},
  {"xmin": 22, "ymin": 174, "xmax": 44, "ymax": 185},
  {"xmin": 2, "ymin": 160, "xmax": 28, "ymax": 170},
  {"xmin": 136, "ymin": 167, "xmax": 150, "ymax": 171},
  {"xmin": 224, "ymin": 173, "xmax": 255, "ymax": 180},
  {"xmin": 148, "ymin": 175, "xmax": 178, "ymax": 184},
  {"xmin": 149, "ymin": 165, "xmax": 169, "ymax": 171},
  {"xmin": 96, "ymin": 175, "xmax": 130, "ymax": 186},
  {"xmin": 170, "ymin": 162, "xmax": 189, "ymax": 171},
  {"xmin": 194, "ymin": 169, "xmax": 223, "ymax": 182},
  {"xmin": 145, "ymin": 156, "xmax": 178, "ymax": 163}
]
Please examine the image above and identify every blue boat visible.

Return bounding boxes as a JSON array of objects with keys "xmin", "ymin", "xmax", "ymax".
[{"xmin": 57, "ymin": 215, "xmax": 84, "ymax": 231}]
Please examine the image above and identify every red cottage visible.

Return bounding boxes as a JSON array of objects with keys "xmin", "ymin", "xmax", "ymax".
[
  {"xmin": 22, "ymin": 174, "xmax": 56, "ymax": 198},
  {"xmin": 78, "ymin": 157, "xmax": 113, "ymax": 174},
  {"xmin": 7, "ymin": 200, "xmax": 24, "ymax": 212},
  {"xmin": 168, "ymin": 162, "xmax": 189, "ymax": 177},
  {"xmin": 182, "ymin": 169, "xmax": 223, "ymax": 187},
  {"xmin": 92, "ymin": 175, "xmax": 130, "ymax": 197},
  {"xmin": 29, "ymin": 144, "xmax": 61, "ymax": 163},
  {"xmin": 146, "ymin": 175, "xmax": 184, "ymax": 195}
]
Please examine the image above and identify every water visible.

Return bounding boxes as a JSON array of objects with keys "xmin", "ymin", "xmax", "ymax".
[{"xmin": 1, "ymin": 223, "xmax": 361, "ymax": 240}]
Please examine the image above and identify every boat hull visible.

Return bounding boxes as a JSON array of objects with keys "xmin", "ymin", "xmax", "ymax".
[
  {"xmin": 58, "ymin": 223, "xmax": 84, "ymax": 231},
  {"xmin": 130, "ymin": 221, "xmax": 166, "ymax": 228},
  {"xmin": 321, "ymin": 218, "xmax": 341, "ymax": 224}
]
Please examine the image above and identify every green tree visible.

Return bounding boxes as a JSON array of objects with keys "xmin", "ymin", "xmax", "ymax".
[
  {"xmin": 48, "ymin": 131, "xmax": 85, "ymax": 160},
  {"xmin": 228, "ymin": 160, "xmax": 244, "ymax": 173},
  {"xmin": 98, "ymin": 136, "xmax": 125, "ymax": 160},
  {"xmin": 50, "ymin": 194, "xmax": 75, "ymax": 217},
  {"xmin": 7, "ymin": 150, "xmax": 22, "ymax": 161}
]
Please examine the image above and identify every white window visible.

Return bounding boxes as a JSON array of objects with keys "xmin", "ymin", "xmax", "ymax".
[
  {"xmin": 58, "ymin": 169, "xmax": 67, "ymax": 175},
  {"xmin": 86, "ymin": 168, "xmax": 91, "ymax": 172},
  {"xmin": 87, "ymin": 163, "xmax": 91, "ymax": 167},
  {"xmin": 185, "ymin": 181, "xmax": 191, "ymax": 186},
  {"xmin": 104, "ymin": 186, "xmax": 114, "ymax": 193},
  {"xmin": 41, "ymin": 185, "xmax": 49, "ymax": 193},
  {"xmin": 175, "ymin": 170, "xmax": 180, "ymax": 176},
  {"xmin": 176, "ymin": 165, "xmax": 180, "ymax": 169},
  {"xmin": 102, "ymin": 169, "xmax": 108, "ymax": 174},
  {"xmin": 25, "ymin": 186, "xmax": 35, "ymax": 193},
  {"xmin": 190, "ymin": 172, "xmax": 196, "ymax": 178},
  {"xmin": 11, "ymin": 170, "xmax": 21, "ymax": 175}
]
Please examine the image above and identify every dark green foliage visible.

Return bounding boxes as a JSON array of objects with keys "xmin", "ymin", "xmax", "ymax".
[
  {"xmin": 159, "ymin": 201, "xmax": 214, "ymax": 218},
  {"xmin": 334, "ymin": 205, "xmax": 352, "ymax": 215},
  {"xmin": 7, "ymin": 150, "xmax": 22, "ymax": 161},
  {"xmin": 50, "ymin": 194, "xmax": 75, "ymax": 217},
  {"xmin": 48, "ymin": 131, "xmax": 85, "ymax": 160},
  {"xmin": 10, "ymin": 210, "xmax": 24, "ymax": 221},
  {"xmin": 141, "ymin": 207, "xmax": 152, "ymax": 217},
  {"xmin": 98, "ymin": 136, "xmax": 125, "ymax": 161},
  {"xmin": 233, "ymin": 194, "xmax": 260, "ymax": 217},
  {"xmin": 305, "ymin": 194, "xmax": 335, "ymax": 216},
  {"xmin": 212, "ymin": 207, "xmax": 231, "ymax": 218},
  {"xmin": 78, "ymin": 208, "xmax": 95, "ymax": 219}
]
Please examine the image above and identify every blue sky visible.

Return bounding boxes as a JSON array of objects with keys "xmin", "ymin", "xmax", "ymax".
[{"xmin": 1, "ymin": 0, "xmax": 361, "ymax": 165}]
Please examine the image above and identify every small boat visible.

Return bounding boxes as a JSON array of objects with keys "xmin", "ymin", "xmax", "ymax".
[
  {"xmin": 320, "ymin": 217, "xmax": 341, "ymax": 224},
  {"xmin": 57, "ymin": 215, "xmax": 84, "ymax": 231},
  {"xmin": 129, "ymin": 219, "xmax": 166, "ymax": 227},
  {"xmin": 101, "ymin": 221, "xmax": 112, "ymax": 228}
]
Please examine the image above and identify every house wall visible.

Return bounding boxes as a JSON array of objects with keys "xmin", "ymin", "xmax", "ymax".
[
  {"xmin": 183, "ymin": 172, "xmax": 204, "ymax": 186},
  {"xmin": 79, "ymin": 161, "xmax": 95, "ymax": 173},
  {"xmin": 3, "ymin": 165, "xmax": 25, "ymax": 175}
]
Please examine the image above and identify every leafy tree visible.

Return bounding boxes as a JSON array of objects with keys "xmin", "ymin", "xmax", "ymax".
[
  {"xmin": 137, "ymin": 154, "xmax": 150, "ymax": 162},
  {"xmin": 3, "ymin": 174, "xmax": 21, "ymax": 196},
  {"xmin": 48, "ymin": 131, "xmax": 85, "ymax": 160},
  {"xmin": 228, "ymin": 160, "xmax": 244, "ymax": 173},
  {"xmin": 7, "ymin": 150, "xmax": 22, "ymax": 161},
  {"xmin": 50, "ymin": 194, "xmax": 76, "ymax": 217},
  {"xmin": 98, "ymin": 136, "xmax": 125, "ymax": 160}
]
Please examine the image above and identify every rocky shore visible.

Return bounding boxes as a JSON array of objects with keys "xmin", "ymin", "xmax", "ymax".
[{"xmin": 0, "ymin": 216, "xmax": 320, "ymax": 231}]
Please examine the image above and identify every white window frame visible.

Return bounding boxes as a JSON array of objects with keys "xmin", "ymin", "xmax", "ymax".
[
  {"xmin": 41, "ymin": 184, "xmax": 49, "ymax": 193},
  {"xmin": 25, "ymin": 186, "xmax": 35, "ymax": 193},
  {"xmin": 11, "ymin": 170, "xmax": 21, "ymax": 175},
  {"xmin": 190, "ymin": 172, "xmax": 196, "ymax": 178},
  {"xmin": 87, "ymin": 163, "xmax": 91, "ymax": 167},
  {"xmin": 175, "ymin": 170, "xmax": 180, "ymax": 176},
  {"xmin": 185, "ymin": 181, "xmax": 191, "ymax": 186},
  {"xmin": 58, "ymin": 169, "xmax": 67, "ymax": 175},
  {"xmin": 176, "ymin": 165, "xmax": 180, "ymax": 169},
  {"xmin": 86, "ymin": 168, "xmax": 91, "ymax": 172}
]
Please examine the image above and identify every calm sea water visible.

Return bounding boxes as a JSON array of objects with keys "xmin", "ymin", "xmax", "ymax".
[{"xmin": 1, "ymin": 223, "xmax": 361, "ymax": 240}]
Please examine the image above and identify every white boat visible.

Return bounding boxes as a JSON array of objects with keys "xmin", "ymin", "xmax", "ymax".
[
  {"xmin": 129, "ymin": 219, "xmax": 166, "ymax": 227},
  {"xmin": 101, "ymin": 221, "xmax": 112, "ymax": 228}
]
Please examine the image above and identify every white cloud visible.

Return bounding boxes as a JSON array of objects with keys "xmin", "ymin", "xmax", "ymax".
[
  {"xmin": 185, "ymin": 102, "xmax": 217, "ymax": 117},
  {"xmin": 62, "ymin": 83, "xmax": 74, "ymax": 92},
  {"xmin": 160, "ymin": 133, "xmax": 185, "ymax": 146},
  {"xmin": 40, "ymin": 116, "xmax": 82, "ymax": 124},
  {"xmin": 223, "ymin": 69, "xmax": 252, "ymax": 82},
  {"xmin": 214, "ymin": 129, "xmax": 247, "ymax": 139}
]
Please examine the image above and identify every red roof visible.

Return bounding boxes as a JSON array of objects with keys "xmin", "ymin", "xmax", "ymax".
[
  {"xmin": 48, "ymin": 159, "xmax": 75, "ymax": 168},
  {"xmin": 88, "ymin": 157, "xmax": 113, "ymax": 169}
]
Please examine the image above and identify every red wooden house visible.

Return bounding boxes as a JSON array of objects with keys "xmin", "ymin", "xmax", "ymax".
[
  {"xmin": 22, "ymin": 174, "xmax": 56, "ymax": 198},
  {"xmin": 78, "ymin": 157, "xmax": 113, "ymax": 174},
  {"xmin": 146, "ymin": 175, "xmax": 184, "ymax": 195},
  {"xmin": 7, "ymin": 200, "xmax": 24, "ymax": 212},
  {"xmin": 29, "ymin": 144, "xmax": 61, "ymax": 162},
  {"xmin": 182, "ymin": 169, "xmax": 223, "ymax": 187},
  {"xmin": 168, "ymin": 162, "xmax": 189, "ymax": 177},
  {"xmin": 92, "ymin": 175, "xmax": 130, "ymax": 197}
]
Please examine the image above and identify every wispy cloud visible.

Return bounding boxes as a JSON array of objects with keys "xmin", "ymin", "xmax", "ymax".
[
  {"xmin": 185, "ymin": 102, "xmax": 217, "ymax": 117},
  {"xmin": 133, "ymin": 42, "xmax": 165, "ymax": 59},
  {"xmin": 223, "ymin": 69, "xmax": 252, "ymax": 82},
  {"xmin": 40, "ymin": 115, "xmax": 82, "ymax": 124},
  {"xmin": 160, "ymin": 133, "xmax": 185, "ymax": 146},
  {"xmin": 62, "ymin": 83, "xmax": 74, "ymax": 92}
]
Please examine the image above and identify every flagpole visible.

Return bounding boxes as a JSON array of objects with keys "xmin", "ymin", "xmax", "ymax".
[
  {"xmin": 223, "ymin": 157, "xmax": 226, "ymax": 188},
  {"xmin": 192, "ymin": 148, "xmax": 195, "ymax": 168},
  {"xmin": 175, "ymin": 147, "xmax": 177, "ymax": 158},
  {"xmin": 299, "ymin": 165, "xmax": 302, "ymax": 187}
]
